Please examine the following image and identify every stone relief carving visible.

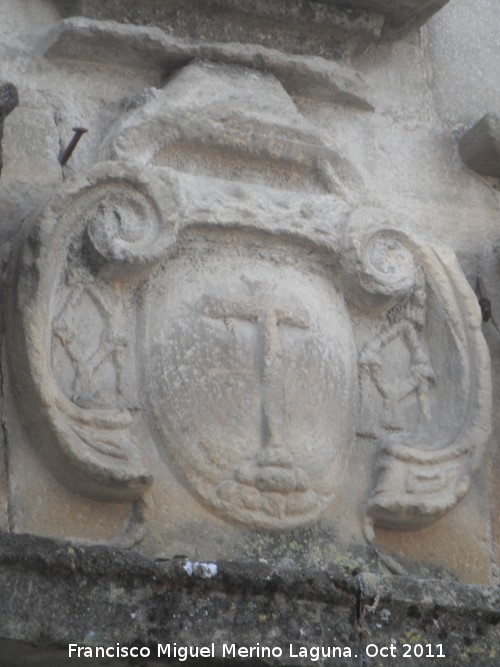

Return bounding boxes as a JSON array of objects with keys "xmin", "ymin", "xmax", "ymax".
[
  {"xmin": 5, "ymin": 62, "xmax": 491, "ymax": 537},
  {"xmin": 343, "ymin": 214, "xmax": 492, "ymax": 534},
  {"xmin": 7, "ymin": 165, "xmax": 175, "ymax": 500},
  {"xmin": 143, "ymin": 241, "xmax": 357, "ymax": 528}
]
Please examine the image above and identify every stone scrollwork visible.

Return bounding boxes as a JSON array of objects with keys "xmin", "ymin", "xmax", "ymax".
[
  {"xmin": 343, "ymin": 210, "xmax": 492, "ymax": 532},
  {"xmin": 7, "ymin": 162, "xmax": 180, "ymax": 500}
]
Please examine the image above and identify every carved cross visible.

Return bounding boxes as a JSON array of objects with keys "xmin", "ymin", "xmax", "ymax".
[{"xmin": 206, "ymin": 296, "xmax": 311, "ymax": 467}]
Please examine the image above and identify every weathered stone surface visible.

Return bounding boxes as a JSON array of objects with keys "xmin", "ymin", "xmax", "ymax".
[
  {"xmin": 2, "ymin": 60, "xmax": 492, "ymax": 584},
  {"xmin": 2, "ymin": 106, "xmax": 62, "ymax": 184},
  {"xmin": 0, "ymin": 1, "xmax": 500, "ymax": 662},
  {"xmin": 425, "ymin": 0, "xmax": 500, "ymax": 128},
  {"xmin": 0, "ymin": 532, "xmax": 498, "ymax": 667},
  {"xmin": 0, "ymin": 81, "xmax": 18, "ymax": 529},
  {"xmin": 459, "ymin": 114, "xmax": 500, "ymax": 178},
  {"xmin": 0, "ymin": 83, "xmax": 17, "ymax": 123},
  {"xmin": 0, "ymin": 81, "xmax": 18, "ymax": 176},
  {"xmin": 44, "ymin": 18, "xmax": 374, "ymax": 110},
  {"xmin": 343, "ymin": 0, "xmax": 449, "ymax": 34},
  {"xmin": 59, "ymin": 0, "xmax": 450, "ymax": 56}
]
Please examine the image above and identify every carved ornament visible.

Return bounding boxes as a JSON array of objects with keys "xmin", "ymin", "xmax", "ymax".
[{"xmin": 6, "ymin": 63, "xmax": 491, "ymax": 534}]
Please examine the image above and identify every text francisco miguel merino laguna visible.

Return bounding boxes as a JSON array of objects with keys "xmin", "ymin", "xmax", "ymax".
[{"xmin": 68, "ymin": 642, "xmax": 355, "ymax": 660}]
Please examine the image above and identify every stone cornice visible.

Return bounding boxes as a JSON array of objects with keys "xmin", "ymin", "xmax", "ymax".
[
  {"xmin": 59, "ymin": 0, "xmax": 450, "ymax": 58},
  {"xmin": 0, "ymin": 532, "xmax": 498, "ymax": 666}
]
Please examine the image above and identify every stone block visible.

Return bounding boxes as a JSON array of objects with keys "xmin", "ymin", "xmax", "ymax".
[
  {"xmin": 0, "ymin": 533, "xmax": 498, "ymax": 667},
  {"xmin": 459, "ymin": 113, "xmax": 500, "ymax": 177},
  {"xmin": 43, "ymin": 18, "xmax": 374, "ymax": 110}
]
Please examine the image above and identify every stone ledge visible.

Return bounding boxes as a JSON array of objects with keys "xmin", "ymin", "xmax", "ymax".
[
  {"xmin": 44, "ymin": 18, "xmax": 373, "ymax": 110},
  {"xmin": 58, "ymin": 0, "xmax": 449, "ymax": 58},
  {"xmin": 0, "ymin": 532, "xmax": 498, "ymax": 666}
]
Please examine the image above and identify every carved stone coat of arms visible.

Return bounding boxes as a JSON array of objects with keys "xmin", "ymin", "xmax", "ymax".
[{"xmin": 5, "ymin": 60, "xmax": 491, "ymax": 572}]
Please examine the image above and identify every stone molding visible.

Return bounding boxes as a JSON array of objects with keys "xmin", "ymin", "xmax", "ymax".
[
  {"xmin": 44, "ymin": 18, "xmax": 374, "ymax": 110},
  {"xmin": 0, "ymin": 532, "xmax": 498, "ymax": 667},
  {"xmin": 59, "ymin": 0, "xmax": 450, "ymax": 57}
]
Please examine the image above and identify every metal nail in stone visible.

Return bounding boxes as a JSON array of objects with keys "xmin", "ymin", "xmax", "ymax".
[{"xmin": 60, "ymin": 126, "xmax": 88, "ymax": 166}]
